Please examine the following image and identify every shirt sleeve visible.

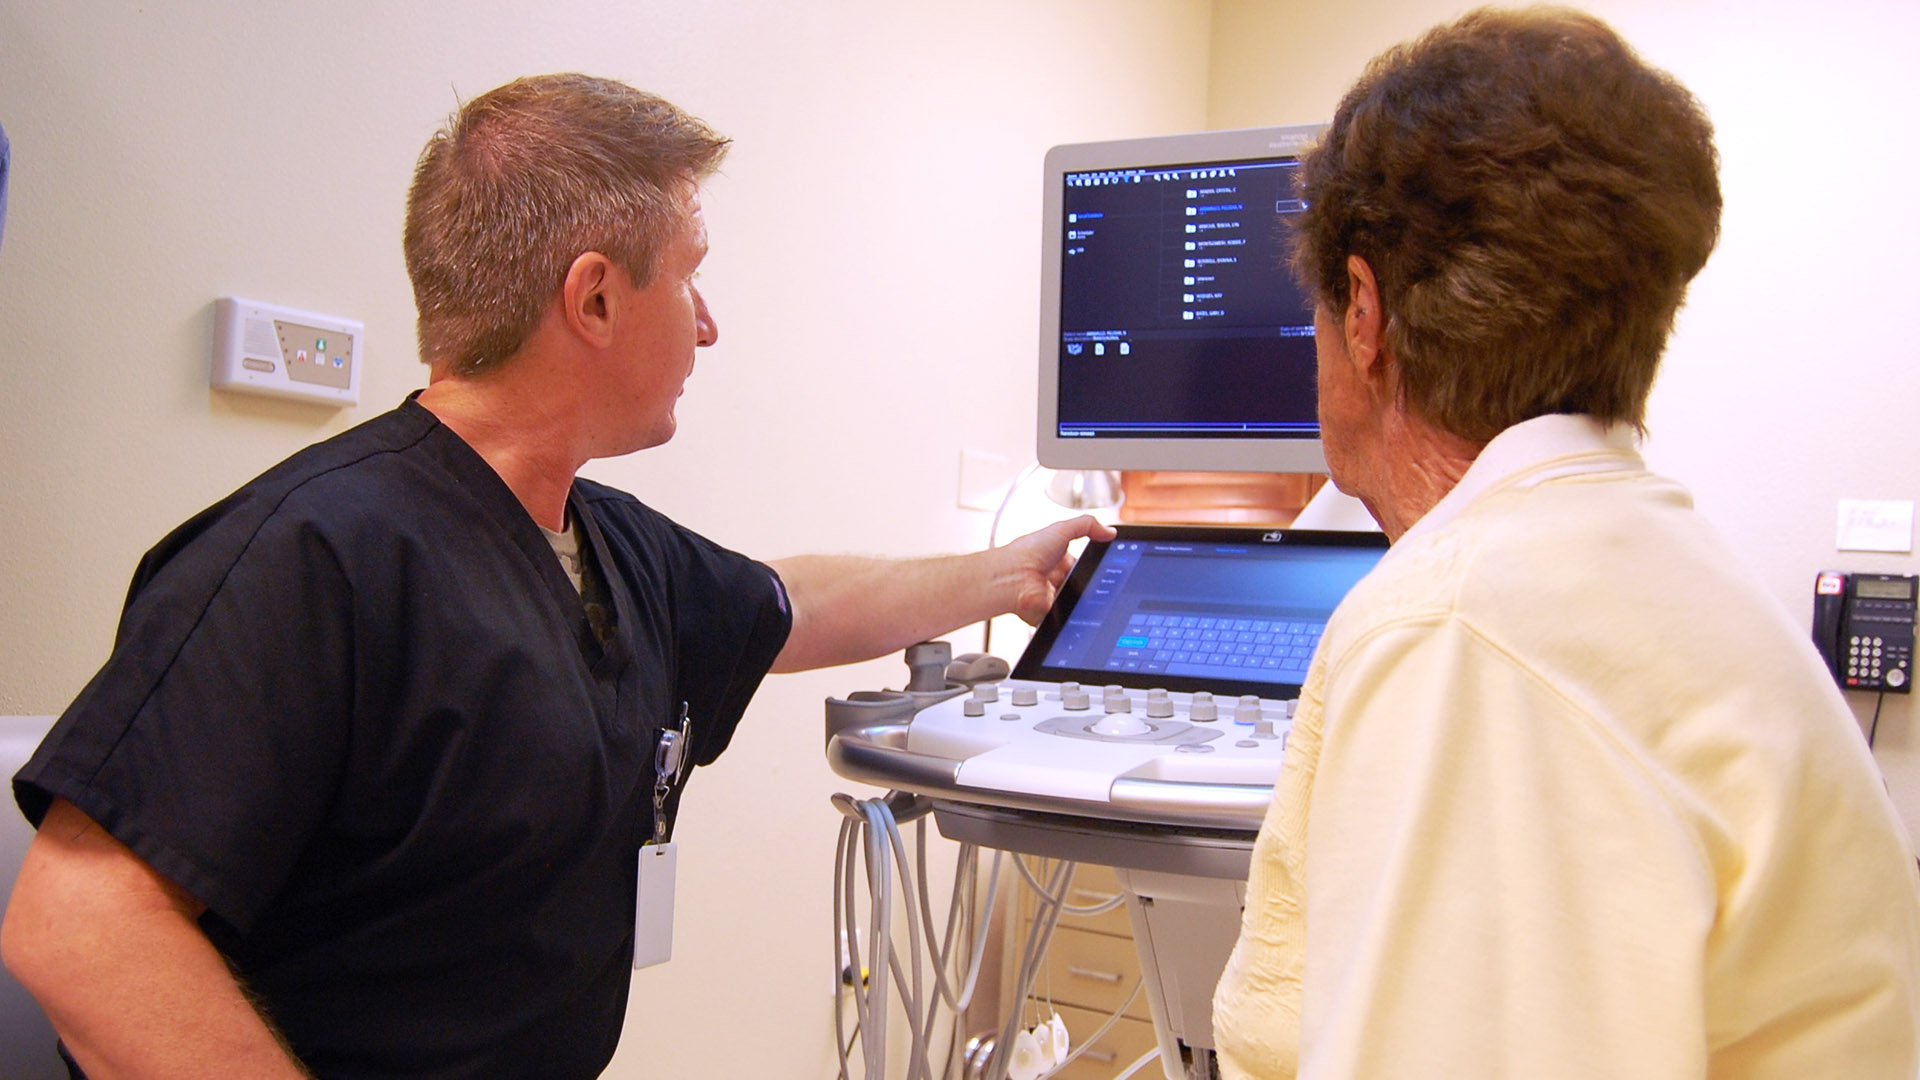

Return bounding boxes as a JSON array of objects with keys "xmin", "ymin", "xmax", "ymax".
[
  {"xmin": 1297, "ymin": 614, "xmax": 1716, "ymax": 1079},
  {"xmin": 659, "ymin": 526, "xmax": 791, "ymax": 767},
  {"xmin": 14, "ymin": 509, "xmax": 355, "ymax": 934}
]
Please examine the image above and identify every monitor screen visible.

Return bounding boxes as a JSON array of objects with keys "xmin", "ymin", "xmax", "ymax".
[
  {"xmin": 1036, "ymin": 125, "xmax": 1328, "ymax": 473},
  {"xmin": 1011, "ymin": 525, "xmax": 1387, "ymax": 699}
]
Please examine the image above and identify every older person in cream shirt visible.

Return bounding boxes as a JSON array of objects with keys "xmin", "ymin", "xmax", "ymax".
[{"xmin": 1212, "ymin": 8, "xmax": 1920, "ymax": 1079}]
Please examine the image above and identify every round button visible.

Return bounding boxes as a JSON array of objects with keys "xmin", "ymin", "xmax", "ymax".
[
  {"xmin": 963, "ymin": 699, "xmax": 985, "ymax": 717},
  {"xmin": 1236, "ymin": 739, "xmax": 1260, "ymax": 749},
  {"xmin": 971, "ymin": 684, "xmax": 999, "ymax": 704},
  {"xmin": 1145, "ymin": 688, "xmax": 1175, "ymax": 719},
  {"xmin": 1189, "ymin": 696, "xmax": 1218, "ymax": 722},
  {"xmin": 1061, "ymin": 689, "xmax": 1091, "ymax": 711},
  {"xmin": 1000, "ymin": 713, "xmax": 1021, "ymax": 722},
  {"xmin": 1011, "ymin": 687, "xmax": 1039, "ymax": 707},
  {"xmin": 1059, "ymin": 681, "xmax": 1082, "ymax": 696},
  {"xmin": 1890, "ymin": 668, "xmax": 1908, "ymax": 688},
  {"xmin": 1175, "ymin": 743, "xmax": 1214, "ymax": 754}
]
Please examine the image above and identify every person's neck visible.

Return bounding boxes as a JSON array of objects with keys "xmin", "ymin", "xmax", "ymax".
[
  {"xmin": 416, "ymin": 366, "xmax": 584, "ymax": 532},
  {"xmin": 1356, "ymin": 411, "xmax": 1482, "ymax": 542}
]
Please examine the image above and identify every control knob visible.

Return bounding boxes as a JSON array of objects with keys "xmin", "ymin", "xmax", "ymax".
[{"xmin": 1189, "ymin": 691, "xmax": 1218, "ymax": 722}]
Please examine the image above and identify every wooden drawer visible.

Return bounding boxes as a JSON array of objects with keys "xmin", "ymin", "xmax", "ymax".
[
  {"xmin": 1047, "ymin": 1004, "xmax": 1159, "ymax": 1080},
  {"xmin": 1054, "ymin": 863, "xmax": 1134, "ymax": 938},
  {"xmin": 1035, "ymin": 925, "xmax": 1150, "ymax": 1021},
  {"xmin": 1016, "ymin": 861, "xmax": 1134, "ymax": 939}
]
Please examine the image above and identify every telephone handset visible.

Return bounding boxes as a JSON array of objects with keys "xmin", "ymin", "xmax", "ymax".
[{"xmin": 1813, "ymin": 572, "xmax": 1917, "ymax": 693}]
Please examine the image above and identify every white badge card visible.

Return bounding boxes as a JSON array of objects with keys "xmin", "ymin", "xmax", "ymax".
[{"xmin": 634, "ymin": 841, "xmax": 678, "ymax": 969}]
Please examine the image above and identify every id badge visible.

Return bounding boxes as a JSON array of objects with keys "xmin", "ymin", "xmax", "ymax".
[{"xmin": 634, "ymin": 841, "xmax": 678, "ymax": 969}]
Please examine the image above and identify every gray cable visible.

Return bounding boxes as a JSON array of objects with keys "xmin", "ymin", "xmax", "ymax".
[
  {"xmin": 1034, "ymin": 977, "xmax": 1145, "ymax": 1079},
  {"xmin": 833, "ymin": 793, "xmax": 1007, "ymax": 1080},
  {"xmin": 985, "ymin": 858, "xmax": 1075, "ymax": 1080},
  {"xmin": 1011, "ymin": 854, "xmax": 1128, "ymax": 917}
]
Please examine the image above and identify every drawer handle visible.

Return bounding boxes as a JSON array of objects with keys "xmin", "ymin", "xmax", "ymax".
[
  {"xmin": 1084, "ymin": 1049, "xmax": 1117, "ymax": 1064},
  {"xmin": 1067, "ymin": 965, "xmax": 1124, "ymax": 984}
]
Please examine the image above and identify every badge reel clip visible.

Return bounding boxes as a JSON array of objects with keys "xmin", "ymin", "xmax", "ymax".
[{"xmin": 635, "ymin": 706, "xmax": 692, "ymax": 969}]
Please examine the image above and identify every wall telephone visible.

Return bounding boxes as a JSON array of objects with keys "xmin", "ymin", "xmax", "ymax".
[{"xmin": 1813, "ymin": 572, "xmax": 1917, "ymax": 693}]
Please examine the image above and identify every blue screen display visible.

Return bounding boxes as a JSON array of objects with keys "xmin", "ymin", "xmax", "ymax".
[{"xmin": 1019, "ymin": 531, "xmax": 1385, "ymax": 695}]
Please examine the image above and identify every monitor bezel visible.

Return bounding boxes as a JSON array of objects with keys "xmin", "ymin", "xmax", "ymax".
[
  {"xmin": 1036, "ymin": 123, "xmax": 1330, "ymax": 474},
  {"xmin": 1009, "ymin": 523, "xmax": 1388, "ymax": 698}
]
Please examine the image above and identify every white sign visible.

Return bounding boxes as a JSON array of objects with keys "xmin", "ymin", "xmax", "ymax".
[{"xmin": 1837, "ymin": 499, "xmax": 1915, "ymax": 554}]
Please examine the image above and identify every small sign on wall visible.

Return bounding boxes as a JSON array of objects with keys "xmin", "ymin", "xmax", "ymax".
[{"xmin": 1837, "ymin": 499, "xmax": 1915, "ymax": 554}]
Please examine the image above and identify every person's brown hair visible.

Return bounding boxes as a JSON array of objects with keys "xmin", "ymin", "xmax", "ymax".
[
  {"xmin": 1292, "ymin": 6, "xmax": 1721, "ymax": 441},
  {"xmin": 404, "ymin": 74, "xmax": 730, "ymax": 376}
]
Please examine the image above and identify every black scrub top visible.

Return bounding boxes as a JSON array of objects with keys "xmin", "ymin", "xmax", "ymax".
[{"xmin": 15, "ymin": 398, "xmax": 791, "ymax": 1079}]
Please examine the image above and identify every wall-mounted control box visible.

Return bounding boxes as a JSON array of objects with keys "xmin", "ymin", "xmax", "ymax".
[{"xmin": 212, "ymin": 297, "xmax": 361, "ymax": 406}]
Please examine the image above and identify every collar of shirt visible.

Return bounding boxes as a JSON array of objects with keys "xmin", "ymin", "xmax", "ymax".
[{"xmin": 1401, "ymin": 413, "xmax": 1642, "ymax": 543}]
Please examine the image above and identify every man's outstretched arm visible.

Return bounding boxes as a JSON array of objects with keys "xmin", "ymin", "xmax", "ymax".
[
  {"xmin": 1, "ymin": 798, "xmax": 311, "ymax": 1079},
  {"xmin": 768, "ymin": 515, "xmax": 1114, "ymax": 673}
]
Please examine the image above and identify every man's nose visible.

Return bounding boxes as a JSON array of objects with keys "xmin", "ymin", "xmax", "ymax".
[{"xmin": 694, "ymin": 289, "xmax": 718, "ymax": 348}]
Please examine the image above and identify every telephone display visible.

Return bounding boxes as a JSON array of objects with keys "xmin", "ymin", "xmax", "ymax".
[{"xmin": 1813, "ymin": 572, "xmax": 1917, "ymax": 693}]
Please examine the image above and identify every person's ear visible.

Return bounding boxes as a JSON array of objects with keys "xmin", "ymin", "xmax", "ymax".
[
  {"xmin": 560, "ymin": 251, "xmax": 618, "ymax": 349},
  {"xmin": 1343, "ymin": 254, "xmax": 1387, "ymax": 382}
]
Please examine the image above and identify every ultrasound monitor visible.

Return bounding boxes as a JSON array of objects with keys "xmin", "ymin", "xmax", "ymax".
[{"xmin": 1036, "ymin": 124, "xmax": 1328, "ymax": 474}]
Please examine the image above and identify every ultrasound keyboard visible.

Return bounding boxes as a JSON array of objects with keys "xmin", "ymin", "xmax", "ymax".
[
  {"xmin": 825, "ymin": 525, "xmax": 1387, "ymax": 831},
  {"xmin": 1106, "ymin": 611, "xmax": 1325, "ymax": 683}
]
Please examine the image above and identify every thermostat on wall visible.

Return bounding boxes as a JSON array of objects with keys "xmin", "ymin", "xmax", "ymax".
[{"xmin": 212, "ymin": 297, "xmax": 362, "ymax": 406}]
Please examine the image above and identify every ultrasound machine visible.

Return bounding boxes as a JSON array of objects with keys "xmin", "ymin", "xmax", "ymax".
[{"xmin": 825, "ymin": 123, "xmax": 1384, "ymax": 1080}]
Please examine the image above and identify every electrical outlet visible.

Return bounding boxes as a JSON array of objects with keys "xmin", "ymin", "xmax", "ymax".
[{"xmin": 836, "ymin": 929, "xmax": 868, "ymax": 992}]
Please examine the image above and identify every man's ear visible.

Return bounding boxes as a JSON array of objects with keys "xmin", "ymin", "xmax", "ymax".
[
  {"xmin": 560, "ymin": 251, "xmax": 618, "ymax": 348},
  {"xmin": 1343, "ymin": 254, "xmax": 1387, "ymax": 382}
]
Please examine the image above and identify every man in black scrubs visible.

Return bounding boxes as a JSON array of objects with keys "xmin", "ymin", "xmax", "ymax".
[{"xmin": 0, "ymin": 74, "xmax": 1109, "ymax": 1079}]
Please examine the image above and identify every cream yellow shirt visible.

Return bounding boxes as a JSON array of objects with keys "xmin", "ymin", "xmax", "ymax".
[{"xmin": 1214, "ymin": 415, "xmax": 1920, "ymax": 1079}]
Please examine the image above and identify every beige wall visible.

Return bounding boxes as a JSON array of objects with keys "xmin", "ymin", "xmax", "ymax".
[
  {"xmin": 6, "ymin": 0, "xmax": 1919, "ymax": 1072},
  {"xmin": 1209, "ymin": 0, "xmax": 1920, "ymax": 844},
  {"xmin": 0, "ymin": 1, "xmax": 1210, "ymax": 1074}
]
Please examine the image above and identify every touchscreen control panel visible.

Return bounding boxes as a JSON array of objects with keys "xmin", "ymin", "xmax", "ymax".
[{"xmin": 826, "ymin": 526, "xmax": 1387, "ymax": 829}]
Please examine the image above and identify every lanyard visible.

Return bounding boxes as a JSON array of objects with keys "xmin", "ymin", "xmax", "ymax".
[{"xmin": 651, "ymin": 702, "xmax": 692, "ymax": 846}]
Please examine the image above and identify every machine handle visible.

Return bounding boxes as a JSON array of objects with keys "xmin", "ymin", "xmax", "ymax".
[{"xmin": 1066, "ymin": 965, "xmax": 1124, "ymax": 984}]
